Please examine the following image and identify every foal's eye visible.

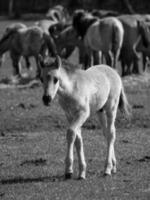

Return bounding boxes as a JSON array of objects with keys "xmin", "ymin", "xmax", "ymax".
[{"xmin": 53, "ymin": 77, "xmax": 58, "ymax": 84}]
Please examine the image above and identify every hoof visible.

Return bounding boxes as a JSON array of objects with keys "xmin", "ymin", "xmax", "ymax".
[
  {"xmin": 103, "ymin": 172, "xmax": 111, "ymax": 177},
  {"xmin": 112, "ymin": 168, "xmax": 117, "ymax": 174},
  {"xmin": 103, "ymin": 170, "xmax": 112, "ymax": 177},
  {"xmin": 65, "ymin": 173, "xmax": 73, "ymax": 179},
  {"xmin": 78, "ymin": 176, "xmax": 86, "ymax": 180},
  {"xmin": 10, "ymin": 75, "xmax": 21, "ymax": 84}
]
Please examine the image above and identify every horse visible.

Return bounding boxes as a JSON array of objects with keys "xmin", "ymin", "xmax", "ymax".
[
  {"xmin": 39, "ymin": 54, "xmax": 131, "ymax": 179},
  {"xmin": 49, "ymin": 22, "xmax": 98, "ymax": 68},
  {"xmin": 0, "ymin": 24, "xmax": 57, "ymax": 82},
  {"xmin": 0, "ymin": 23, "xmax": 27, "ymax": 71},
  {"xmin": 92, "ymin": 9, "xmax": 119, "ymax": 18},
  {"xmin": 49, "ymin": 23, "xmax": 83, "ymax": 59},
  {"xmin": 117, "ymin": 15, "xmax": 150, "ymax": 75},
  {"xmin": 46, "ymin": 5, "xmax": 70, "ymax": 24},
  {"xmin": 35, "ymin": 19, "xmax": 58, "ymax": 34},
  {"xmin": 73, "ymin": 10, "xmax": 124, "ymax": 69},
  {"xmin": 135, "ymin": 21, "xmax": 150, "ymax": 71}
]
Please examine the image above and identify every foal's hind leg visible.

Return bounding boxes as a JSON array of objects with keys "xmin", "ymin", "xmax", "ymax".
[
  {"xmin": 104, "ymin": 104, "xmax": 118, "ymax": 175},
  {"xmin": 75, "ymin": 128, "xmax": 87, "ymax": 179},
  {"xmin": 97, "ymin": 110, "xmax": 116, "ymax": 175},
  {"xmin": 98, "ymin": 102, "xmax": 118, "ymax": 175}
]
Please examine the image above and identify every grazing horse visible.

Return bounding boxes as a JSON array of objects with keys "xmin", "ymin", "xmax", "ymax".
[
  {"xmin": 46, "ymin": 5, "xmax": 70, "ymax": 24},
  {"xmin": 39, "ymin": 55, "xmax": 130, "ymax": 179},
  {"xmin": 49, "ymin": 23, "xmax": 96, "ymax": 68},
  {"xmin": 0, "ymin": 24, "xmax": 57, "ymax": 81},
  {"xmin": 35, "ymin": 19, "xmax": 58, "ymax": 34},
  {"xmin": 49, "ymin": 24, "xmax": 82, "ymax": 59},
  {"xmin": 0, "ymin": 23, "xmax": 27, "ymax": 70},
  {"xmin": 135, "ymin": 21, "xmax": 150, "ymax": 71},
  {"xmin": 73, "ymin": 10, "xmax": 124, "ymax": 69},
  {"xmin": 118, "ymin": 15, "xmax": 150, "ymax": 75}
]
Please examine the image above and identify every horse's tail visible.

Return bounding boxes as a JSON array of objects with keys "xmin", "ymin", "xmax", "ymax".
[
  {"xmin": 112, "ymin": 19, "xmax": 124, "ymax": 54},
  {"xmin": 119, "ymin": 83, "xmax": 132, "ymax": 117},
  {"xmin": 137, "ymin": 20, "xmax": 150, "ymax": 48},
  {"xmin": 43, "ymin": 33, "xmax": 58, "ymax": 56}
]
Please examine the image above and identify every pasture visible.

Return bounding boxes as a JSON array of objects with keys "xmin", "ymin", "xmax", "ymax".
[{"xmin": 0, "ymin": 20, "xmax": 150, "ymax": 200}]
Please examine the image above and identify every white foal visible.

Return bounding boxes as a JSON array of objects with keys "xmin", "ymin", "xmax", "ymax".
[{"xmin": 39, "ymin": 55, "xmax": 130, "ymax": 179}]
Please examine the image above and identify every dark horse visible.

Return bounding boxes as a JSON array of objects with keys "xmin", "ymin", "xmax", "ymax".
[
  {"xmin": 0, "ymin": 23, "xmax": 57, "ymax": 82},
  {"xmin": 118, "ymin": 15, "xmax": 150, "ymax": 75}
]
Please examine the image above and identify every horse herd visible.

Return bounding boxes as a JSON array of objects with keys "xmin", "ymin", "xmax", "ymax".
[
  {"xmin": 0, "ymin": 5, "xmax": 148, "ymax": 179},
  {"xmin": 0, "ymin": 5, "xmax": 150, "ymax": 82}
]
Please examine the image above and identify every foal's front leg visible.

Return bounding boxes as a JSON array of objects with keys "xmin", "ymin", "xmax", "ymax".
[
  {"xmin": 65, "ymin": 108, "xmax": 89, "ymax": 179},
  {"xmin": 75, "ymin": 128, "xmax": 86, "ymax": 179}
]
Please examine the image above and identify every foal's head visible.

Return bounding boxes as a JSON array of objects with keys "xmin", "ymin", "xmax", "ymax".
[{"xmin": 39, "ymin": 55, "xmax": 61, "ymax": 106}]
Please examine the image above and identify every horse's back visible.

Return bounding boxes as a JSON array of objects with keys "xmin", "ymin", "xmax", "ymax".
[
  {"xmin": 85, "ymin": 17, "xmax": 124, "ymax": 51},
  {"xmin": 35, "ymin": 20, "xmax": 57, "ymax": 33},
  {"xmin": 118, "ymin": 15, "xmax": 140, "ymax": 59},
  {"xmin": 86, "ymin": 65, "xmax": 122, "ymax": 96},
  {"xmin": 16, "ymin": 26, "xmax": 44, "ymax": 55}
]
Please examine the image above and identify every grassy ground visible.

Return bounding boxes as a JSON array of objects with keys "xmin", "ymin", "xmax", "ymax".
[{"xmin": 0, "ymin": 20, "xmax": 150, "ymax": 200}]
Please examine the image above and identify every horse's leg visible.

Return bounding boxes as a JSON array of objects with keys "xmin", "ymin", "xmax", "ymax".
[
  {"xmin": 24, "ymin": 56, "xmax": 32, "ymax": 70},
  {"xmin": 132, "ymin": 54, "xmax": 140, "ymax": 74},
  {"xmin": 104, "ymin": 103, "xmax": 118, "ymax": 175},
  {"xmin": 35, "ymin": 56, "xmax": 41, "ymax": 79},
  {"xmin": 10, "ymin": 52, "xmax": 22, "ymax": 79},
  {"xmin": 142, "ymin": 53, "xmax": 148, "ymax": 72},
  {"xmin": 0, "ymin": 54, "xmax": 5, "ymax": 67},
  {"xmin": 93, "ymin": 50, "xmax": 100, "ymax": 65},
  {"xmin": 81, "ymin": 47, "xmax": 93, "ymax": 69},
  {"xmin": 112, "ymin": 48, "xmax": 120, "ymax": 69},
  {"xmin": 74, "ymin": 128, "xmax": 87, "ymax": 179},
  {"xmin": 82, "ymin": 52, "xmax": 92, "ymax": 70},
  {"xmin": 105, "ymin": 51, "xmax": 113, "ymax": 67},
  {"xmin": 65, "ymin": 109, "xmax": 89, "ymax": 179},
  {"xmin": 120, "ymin": 58, "xmax": 126, "ymax": 76}
]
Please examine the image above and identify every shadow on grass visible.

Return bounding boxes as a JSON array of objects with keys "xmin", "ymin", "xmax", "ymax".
[
  {"xmin": 0, "ymin": 175, "xmax": 65, "ymax": 185},
  {"xmin": 0, "ymin": 76, "xmax": 40, "ymax": 89}
]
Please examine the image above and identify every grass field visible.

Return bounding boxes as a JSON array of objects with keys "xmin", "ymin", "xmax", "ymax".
[{"xmin": 0, "ymin": 20, "xmax": 150, "ymax": 200}]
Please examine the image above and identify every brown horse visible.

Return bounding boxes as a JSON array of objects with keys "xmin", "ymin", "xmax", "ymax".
[
  {"xmin": 49, "ymin": 22, "xmax": 97, "ymax": 68},
  {"xmin": 0, "ymin": 24, "xmax": 57, "ymax": 82},
  {"xmin": 135, "ymin": 21, "xmax": 150, "ymax": 71},
  {"xmin": 0, "ymin": 23, "xmax": 27, "ymax": 70},
  {"xmin": 117, "ymin": 15, "xmax": 150, "ymax": 76}
]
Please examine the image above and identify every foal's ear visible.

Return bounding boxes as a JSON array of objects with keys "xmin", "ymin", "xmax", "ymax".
[
  {"xmin": 38, "ymin": 54, "xmax": 45, "ymax": 68},
  {"xmin": 55, "ymin": 55, "xmax": 62, "ymax": 69}
]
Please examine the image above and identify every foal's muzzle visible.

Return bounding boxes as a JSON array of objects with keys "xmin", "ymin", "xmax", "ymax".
[{"xmin": 42, "ymin": 95, "xmax": 52, "ymax": 106}]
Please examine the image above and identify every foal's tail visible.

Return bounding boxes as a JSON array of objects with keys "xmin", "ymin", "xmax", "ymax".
[{"xmin": 119, "ymin": 84, "xmax": 132, "ymax": 117}]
